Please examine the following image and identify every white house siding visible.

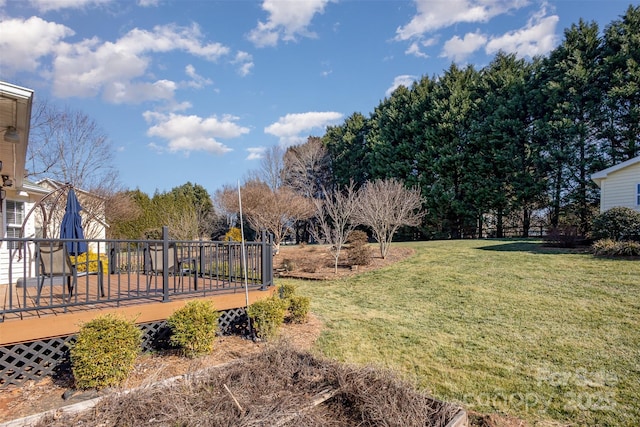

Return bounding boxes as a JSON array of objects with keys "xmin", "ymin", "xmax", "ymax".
[
  {"xmin": 1, "ymin": 197, "xmax": 38, "ymax": 286},
  {"xmin": 599, "ymin": 162, "xmax": 640, "ymax": 213},
  {"xmin": 600, "ymin": 163, "xmax": 640, "ymax": 212}
]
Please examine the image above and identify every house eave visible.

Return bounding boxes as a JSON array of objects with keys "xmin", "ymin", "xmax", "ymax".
[{"xmin": 591, "ymin": 155, "xmax": 640, "ymax": 187}]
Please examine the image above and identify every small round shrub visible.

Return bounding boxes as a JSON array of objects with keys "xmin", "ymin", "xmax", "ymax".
[
  {"xmin": 247, "ymin": 296, "xmax": 288, "ymax": 340},
  {"xmin": 347, "ymin": 230, "xmax": 372, "ymax": 266},
  {"xmin": 224, "ymin": 227, "xmax": 242, "ymax": 242},
  {"xmin": 71, "ymin": 314, "xmax": 141, "ymax": 390},
  {"xmin": 287, "ymin": 295, "xmax": 311, "ymax": 324},
  {"xmin": 592, "ymin": 206, "xmax": 640, "ymax": 241},
  {"xmin": 282, "ymin": 258, "xmax": 297, "ymax": 271},
  {"xmin": 278, "ymin": 282, "xmax": 297, "ymax": 300},
  {"xmin": 347, "ymin": 230, "xmax": 369, "ymax": 246},
  {"xmin": 167, "ymin": 300, "xmax": 219, "ymax": 358}
]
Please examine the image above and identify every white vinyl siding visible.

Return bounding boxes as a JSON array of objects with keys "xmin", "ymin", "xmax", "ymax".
[
  {"xmin": 600, "ymin": 162, "xmax": 640, "ymax": 212},
  {"xmin": 1, "ymin": 198, "xmax": 38, "ymax": 285},
  {"xmin": 5, "ymin": 201, "xmax": 24, "ymax": 249}
]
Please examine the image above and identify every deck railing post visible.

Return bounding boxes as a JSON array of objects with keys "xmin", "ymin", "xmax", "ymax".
[
  {"xmin": 162, "ymin": 226, "xmax": 170, "ymax": 302},
  {"xmin": 260, "ymin": 231, "xmax": 273, "ymax": 290}
]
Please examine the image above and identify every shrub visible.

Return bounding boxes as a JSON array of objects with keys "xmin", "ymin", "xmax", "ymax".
[
  {"xmin": 592, "ymin": 206, "xmax": 640, "ymax": 241},
  {"xmin": 347, "ymin": 230, "xmax": 369, "ymax": 246},
  {"xmin": 347, "ymin": 230, "xmax": 372, "ymax": 266},
  {"xmin": 592, "ymin": 238, "xmax": 617, "ymax": 256},
  {"xmin": 71, "ymin": 314, "xmax": 141, "ymax": 390},
  {"xmin": 167, "ymin": 300, "xmax": 219, "ymax": 358},
  {"xmin": 287, "ymin": 295, "xmax": 311, "ymax": 324},
  {"xmin": 593, "ymin": 238, "xmax": 640, "ymax": 257},
  {"xmin": 73, "ymin": 250, "xmax": 109, "ymax": 274},
  {"xmin": 247, "ymin": 296, "xmax": 288, "ymax": 340},
  {"xmin": 278, "ymin": 282, "xmax": 297, "ymax": 300},
  {"xmin": 544, "ymin": 225, "xmax": 585, "ymax": 248},
  {"xmin": 616, "ymin": 240, "xmax": 640, "ymax": 256},
  {"xmin": 224, "ymin": 227, "xmax": 242, "ymax": 242},
  {"xmin": 281, "ymin": 258, "xmax": 297, "ymax": 272}
]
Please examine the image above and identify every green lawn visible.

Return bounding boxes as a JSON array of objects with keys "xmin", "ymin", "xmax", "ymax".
[{"xmin": 279, "ymin": 239, "xmax": 640, "ymax": 426}]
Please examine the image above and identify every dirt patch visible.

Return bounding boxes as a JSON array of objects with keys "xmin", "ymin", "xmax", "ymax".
[{"xmin": 275, "ymin": 244, "xmax": 415, "ymax": 280}]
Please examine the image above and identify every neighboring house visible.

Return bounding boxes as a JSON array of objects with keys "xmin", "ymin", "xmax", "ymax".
[
  {"xmin": 1, "ymin": 81, "xmax": 40, "ymax": 285},
  {"xmin": 591, "ymin": 155, "xmax": 640, "ymax": 213}
]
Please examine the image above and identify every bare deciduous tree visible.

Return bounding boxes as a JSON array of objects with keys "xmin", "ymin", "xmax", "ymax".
[
  {"xmin": 282, "ymin": 136, "xmax": 331, "ymax": 199},
  {"xmin": 27, "ymin": 100, "xmax": 119, "ymax": 192},
  {"xmin": 103, "ymin": 191, "xmax": 141, "ymax": 239},
  {"xmin": 246, "ymin": 145, "xmax": 285, "ymax": 191},
  {"xmin": 217, "ymin": 180, "xmax": 314, "ymax": 252},
  {"xmin": 312, "ymin": 181, "xmax": 360, "ymax": 273},
  {"xmin": 163, "ymin": 205, "xmax": 199, "ymax": 240},
  {"xmin": 355, "ymin": 178, "xmax": 424, "ymax": 259}
]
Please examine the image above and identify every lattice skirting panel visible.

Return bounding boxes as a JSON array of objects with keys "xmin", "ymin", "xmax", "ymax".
[{"xmin": 0, "ymin": 308, "xmax": 247, "ymax": 389}]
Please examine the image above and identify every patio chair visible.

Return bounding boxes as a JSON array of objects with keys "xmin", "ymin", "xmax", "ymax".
[
  {"xmin": 36, "ymin": 242, "xmax": 105, "ymax": 303},
  {"xmin": 146, "ymin": 244, "xmax": 189, "ymax": 291}
]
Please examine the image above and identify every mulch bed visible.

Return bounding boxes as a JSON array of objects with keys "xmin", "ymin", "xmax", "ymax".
[{"xmin": 32, "ymin": 344, "xmax": 462, "ymax": 427}]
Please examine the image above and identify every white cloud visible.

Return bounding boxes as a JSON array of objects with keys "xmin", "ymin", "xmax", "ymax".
[
  {"xmin": 232, "ymin": 51, "xmax": 254, "ymax": 76},
  {"xmin": 386, "ymin": 75, "xmax": 417, "ymax": 97},
  {"xmin": 405, "ymin": 38, "xmax": 438, "ymax": 59},
  {"xmin": 0, "ymin": 17, "xmax": 74, "ymax": 76},
  {"xmin": 395, "ymin": 0, "xmax": 527, "ymax": 40},
  {"xmin": 29, "ymin": 0, "xmax": 112, "ymax": 12},
  {"xmin": 485, "ymin": 9, "xmax": 559, "ymax": 58},
  {"xmin": 144, "ymin": 111, "xmax": 249, "ymax": 154},
  {"xmin": 185, "ymin": 64, "xmax": 213, "ymax": 89},
  {"xmin": 138, "ymin": 0, "xmax": 159, "ymax": 6},
  {"xmin": 441, "ymin": 31, "xmax": 488, "ymax": 62},
  {"xmin": 246, "ymin": 147, "xmax": 267, "ymax": 160},
  {"xmin": 50, "ymin": 23, "xmax": 230, "ymax": 100},
  {"xmin": 247, "ymin": 0, "xmax": 332, "ymax": 47},
  {"xmin": 103, "ymin": 80, "xmax": 177, "ymax": 104},
  {"xmin": 265, "ymin": 111, "xmax": 343, "ymax": 146}
]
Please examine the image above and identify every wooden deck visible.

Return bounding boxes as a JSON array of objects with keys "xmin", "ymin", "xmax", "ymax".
[{"xmin": 1, "ymin": 273, "xmax": 275, "ymax": 346}]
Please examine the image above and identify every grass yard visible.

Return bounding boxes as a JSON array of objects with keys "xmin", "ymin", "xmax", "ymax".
[{"xmin": 280, "ymin": 239, "xmax": 640, "ymax": 426}]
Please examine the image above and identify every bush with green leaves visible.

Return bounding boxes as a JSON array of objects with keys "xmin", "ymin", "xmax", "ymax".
[
  {"xmin": 71, "ymin": 314, "xmax": 142, "ymax": 390},
  {"xmin": 167, "ymin": 300, "xmax": 219, "ymax": 358},
  {"xmin": 592, "ymin": 206, "xmax": 640, "ymax": 241},
  {"xmin": 278, "ymin": 282, "xmax": 297, "ymax": 300},
  {"xmin": 247, "ymin": 296, "xmax": 288, "ymax": 340},
  {"xmin": 277, "ymin": 283, "xmax": 311, "ymax": 324},
  {"xmin": 287, "ymin": 295, "xmax": 311, "ymax": 323}
]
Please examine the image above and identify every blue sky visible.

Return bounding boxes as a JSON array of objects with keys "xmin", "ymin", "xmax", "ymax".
[{"xmin": 0, "ymin": 0, "xmax": 636, "ymax": 197}]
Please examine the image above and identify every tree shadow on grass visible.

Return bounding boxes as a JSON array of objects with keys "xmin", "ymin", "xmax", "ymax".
[{"xmin": 476, "ymin": 240, "xmax": 589, "ymax": 255}]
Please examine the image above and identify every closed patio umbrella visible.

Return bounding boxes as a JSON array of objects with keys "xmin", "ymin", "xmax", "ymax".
[{"xmin": 60, "ymin": 188, "xmax": 88, "ymax": 255}]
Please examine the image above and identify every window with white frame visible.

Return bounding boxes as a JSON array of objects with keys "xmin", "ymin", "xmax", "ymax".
[
  {"xmin": 637, "ymin": 184, "xmax": 640, "ymax": 206},
  {"xmin": 5, "ymin": 200, "xmax": 25, "ymax": 249}
]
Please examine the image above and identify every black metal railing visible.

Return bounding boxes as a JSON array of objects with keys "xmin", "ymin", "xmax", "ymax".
[{"xmin": 1, "ymin": 227, "xmax": 274, "ymax": 320}]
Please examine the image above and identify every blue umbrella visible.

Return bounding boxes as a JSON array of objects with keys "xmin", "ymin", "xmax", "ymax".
[{"xmin": 60, "ymin": 188, "xmax": 88, "ymax": 255}]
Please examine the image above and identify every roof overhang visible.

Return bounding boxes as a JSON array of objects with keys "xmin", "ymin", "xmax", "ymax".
[
  {"xmin": 0, "ymin": 81, "xmax": 34, "ymax": 190},
  {"xmin": 591, "ymin": 155, "xmax": 640, "ymax": 188}
]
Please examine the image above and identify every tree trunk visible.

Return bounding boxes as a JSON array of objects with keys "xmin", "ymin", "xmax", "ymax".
[
  {"xmin": 496, "ymin": 209, "xmax": 504, "ymax": 238},
  {"xmin": 522, "ymin": 207, "xmax": 531, "ymax": 238}
]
